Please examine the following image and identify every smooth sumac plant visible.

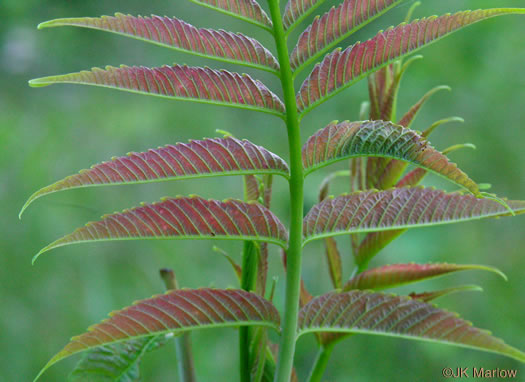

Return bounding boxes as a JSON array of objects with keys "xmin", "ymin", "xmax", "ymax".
[{"xmin": 24, "ymin": 1, "xmax": 525, "ymax": 381}]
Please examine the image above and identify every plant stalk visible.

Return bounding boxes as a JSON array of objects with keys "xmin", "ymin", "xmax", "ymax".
[
  {"xmin": 307, "ymin": 344, "xmax": 336, "ymax": 382},
  {"xmin": 160, "ymin": 269, "xmax": 196, "ymax": 382},
  {"xmin": 267, "ymin": 1, "xmax": 305, "ymax": 381},
  {"xmin": 240, "ymin": 241, "xmax": 259, "ymax": 382}
]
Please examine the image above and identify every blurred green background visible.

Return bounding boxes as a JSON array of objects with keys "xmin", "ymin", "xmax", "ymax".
[{"xmin": 2, "ymin": 0, "xmax": 525, "ymax": 381}]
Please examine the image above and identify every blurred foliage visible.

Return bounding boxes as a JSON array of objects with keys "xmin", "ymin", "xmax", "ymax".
[{"xmin": 1, "ymin": 0, "xmax": 524, "ymax": 381}]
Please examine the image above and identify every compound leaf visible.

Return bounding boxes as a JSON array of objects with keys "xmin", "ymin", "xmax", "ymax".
[
  {"xmin": 35, "ymin": 196, "xmax": 288, "ymax": 262},
  {"xmin": 30, "ymin": 65, "xmax": 285, "ymax": 117},
  {"xmin": 302, "ymin": 120, "xmax": 479, "ymax": 195},
  {"xmin": 188, "ymin": 0, "xmax": 272, "ymax": 31},
  {"xmin": 21, "ymin": 137, "xmax": 289, "ymax": 217},
  {"xmin": 68, "ymin": 334, "xmax": 168, "ymax": 382},
  {"xmin": 290, "ymin": 0, "xmax": 404, "ymax": 72},
  {"xmin": 39, "ymin": 14, "xmax": 279, "ymax": 74},
  {"xmin": 297, "ymin": 290, "xmax": 525, "ymax": 362},
  {"xmin": 36, "ymin": 289, "xmax": 280, "ymax": 381},
  {"xmin": 343, "ymin": 263, "xmax": 505, "ymax": 291},
  {"xmin": 303, "ymin": 187, "xmax": 525, "ymax": 244},
  {"xmin": 297, "ymin": 9, "xmax": 525, "ymax": 115}
]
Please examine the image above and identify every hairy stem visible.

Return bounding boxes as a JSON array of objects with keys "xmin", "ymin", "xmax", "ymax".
[
  {"xmin": 267, "ymin": 1, "xmax": 305, "ymax": 381},
  {"xmin": 307, "ymin": 344, "xmax": 335, "ymax": 382},
  {"xmin": 240, "ymin": 241, "xmax": 258, "ymax": 382},
  {"xmin": 160, "ymin": 269, "xmax": 196, "ymax": 382}
]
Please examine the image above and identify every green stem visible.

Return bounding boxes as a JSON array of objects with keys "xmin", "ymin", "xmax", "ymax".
[
  {"xmin": 240, "ymin": 241, "xmax": 258, "ymax": 382},
  {"xmin": 160, "ymin": 269, "xmax": 196, "ymax": 382},
  {"xmin": 267, "ymin": 1, "xmax": 305, "ymax": 381},
  {"xmin": 307, "ymin": 344, "xmax": 335, "ymax": 382}
]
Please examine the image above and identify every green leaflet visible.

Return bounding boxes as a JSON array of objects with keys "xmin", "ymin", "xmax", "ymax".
[{"xmin": 68, "ymin": 335, "xmax": 169, "ymax": 382}]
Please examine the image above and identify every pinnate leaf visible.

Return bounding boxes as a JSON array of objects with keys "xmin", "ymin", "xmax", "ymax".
[
  {"xmin": 30, "ymin": 65, "xmax": 285, "ymax": 116},
  {"xmin": 35, "ymin": 196, "xmax": 288, "ymax": 262},
  {"xmin": 297, "ymin": 9, "xmax": 525, "ymax": 115},
  {"xmin": 343, "ymin": 263, "xmax": 505, "ymax": 291},
  {"xmin": 297, "ymin": 290, "xmax": 525, "ymax": 362},
  {"xmin": 188, "ymin": 0, "xmax": 272, "ymax": 30},
  {"xmin": 39, "ymin": 14, "xmax": 279, "ymax": 73},
  {"xmin": 290, "ymin": 0, "xmax": 403, "ymax": 71},
  {"xmin": 68, "ymin": 335, "xmax": 168, "ymax": 382},
  {"xmin": 302, "ymin": 120, "xmax": 479, "ymax": 195},
  {"xmin": 36, "ymin": 289, "xmax": 280, "ymax": 380},
  {"xmin": 21, "ymin": 137, "xmax": 289, "ymax": 216},
  {"xmin": 303, "ymin": 187, "xmax": 525, "ymax": 244}
]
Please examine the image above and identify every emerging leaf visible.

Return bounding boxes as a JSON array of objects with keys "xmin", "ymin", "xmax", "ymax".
[
  {"xmin": 410, "ymin": 285, "xmax": 483, "ymax": 303},
  {"xmin": 343, "ymin": 263, "xmax": 506, "ymax": 291},
  {"xmin": 297, "ymin": 9, "xmax": 525, "ymax": 115},
  {"xmin": 21, "ymin": 137, "xmax": 289, "ymax": 216},
  {"xmin": 354, "ymin": 229, "xmax": 405, "ymax": 269},
  {"xmin": 35, "ymin": 196, "xmax": 288, "ymax": 262},
  {"xmin": 29, "ymin": 65, "xmax": 285, "ymax": 117},
  {"xmin": 36, "ymin": 289, "xmax": 280, "ymax": 380},
  {"xmin": 297, "ymin": 290, "xmax": 525, "ymax": 362},
  {"xmin": 290, "ymin": 0, "xmax": 404, "ymax": 71},
  {"xmin": 398, "ymin": 85, "xmax": 450, "ymax": 128},
  {"xmin": 188, "ymin": 0, "xmax": 272, "ymax": 30},
  {"xmin": 303, "ymin": 187, "xmax": 525, "ymax": 244},
  {"xmin": 38, "ymin": 14, "xmax": 279, "ymax": 74},
  {"xmin": 68, "ymin": 335, "xmax": 168, "ymax": 382},
  {"xmin": 324, "ymin": 237, "xmax": 343, "ymax": 290},
  {"xmin": 302, "ymin": 120, "xmax": 479, "ymax": 195}
]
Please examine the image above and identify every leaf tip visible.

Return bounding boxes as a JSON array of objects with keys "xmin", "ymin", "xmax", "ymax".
[
  {"xmin": 36, "ymin": 20, "xmax": 55, "ymax": 30},
  {"xmin": 28, "ymin": 78, "xmax": 52, "ymax": 88}
]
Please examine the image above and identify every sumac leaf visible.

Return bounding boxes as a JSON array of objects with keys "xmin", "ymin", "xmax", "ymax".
[
  {"xmin": 21, "ymin": 137, "xmax": 289, "ymax": 216},
  {"xmin": 35, "ymin": 196, "xmax": 288, "ymax": 262},
  {"xmin": 68, "ymin": 335, "xmax": 168, "ymax": 382},
  {"xmin": 39, "ymin": 14, "xmax": 279, "ymax": 73},
  {"xmin": 36, "ymin": 289, "xmax": 280, "ymax": 380},
  {"xmin": 302, "ymin": 120, "xmax": 479, "ymax": 195},
  {"xmin": 30, "ymin": 65, "xmax": 285, "ymax": 117},
  {"xmin": 188, "ymin": 0, "xmax": 272, "ymax": 30},
  {"xmin": 290, "ymin": 0, "xmax": 404, "ymax": 71},
  {"xmin": 297, "ymin": 9, "xmax": 525, "ymax": 115},
  {"xmin": 297, "ymin": 290, "xmax": 525, "ymax": 362},
  {"xmin": 343, "ymin": 263, "xmax": 505, "ymax": 291},
  {"xmin": 303, "ymin": 187, "xmax": 525, "ymax": 244}
]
